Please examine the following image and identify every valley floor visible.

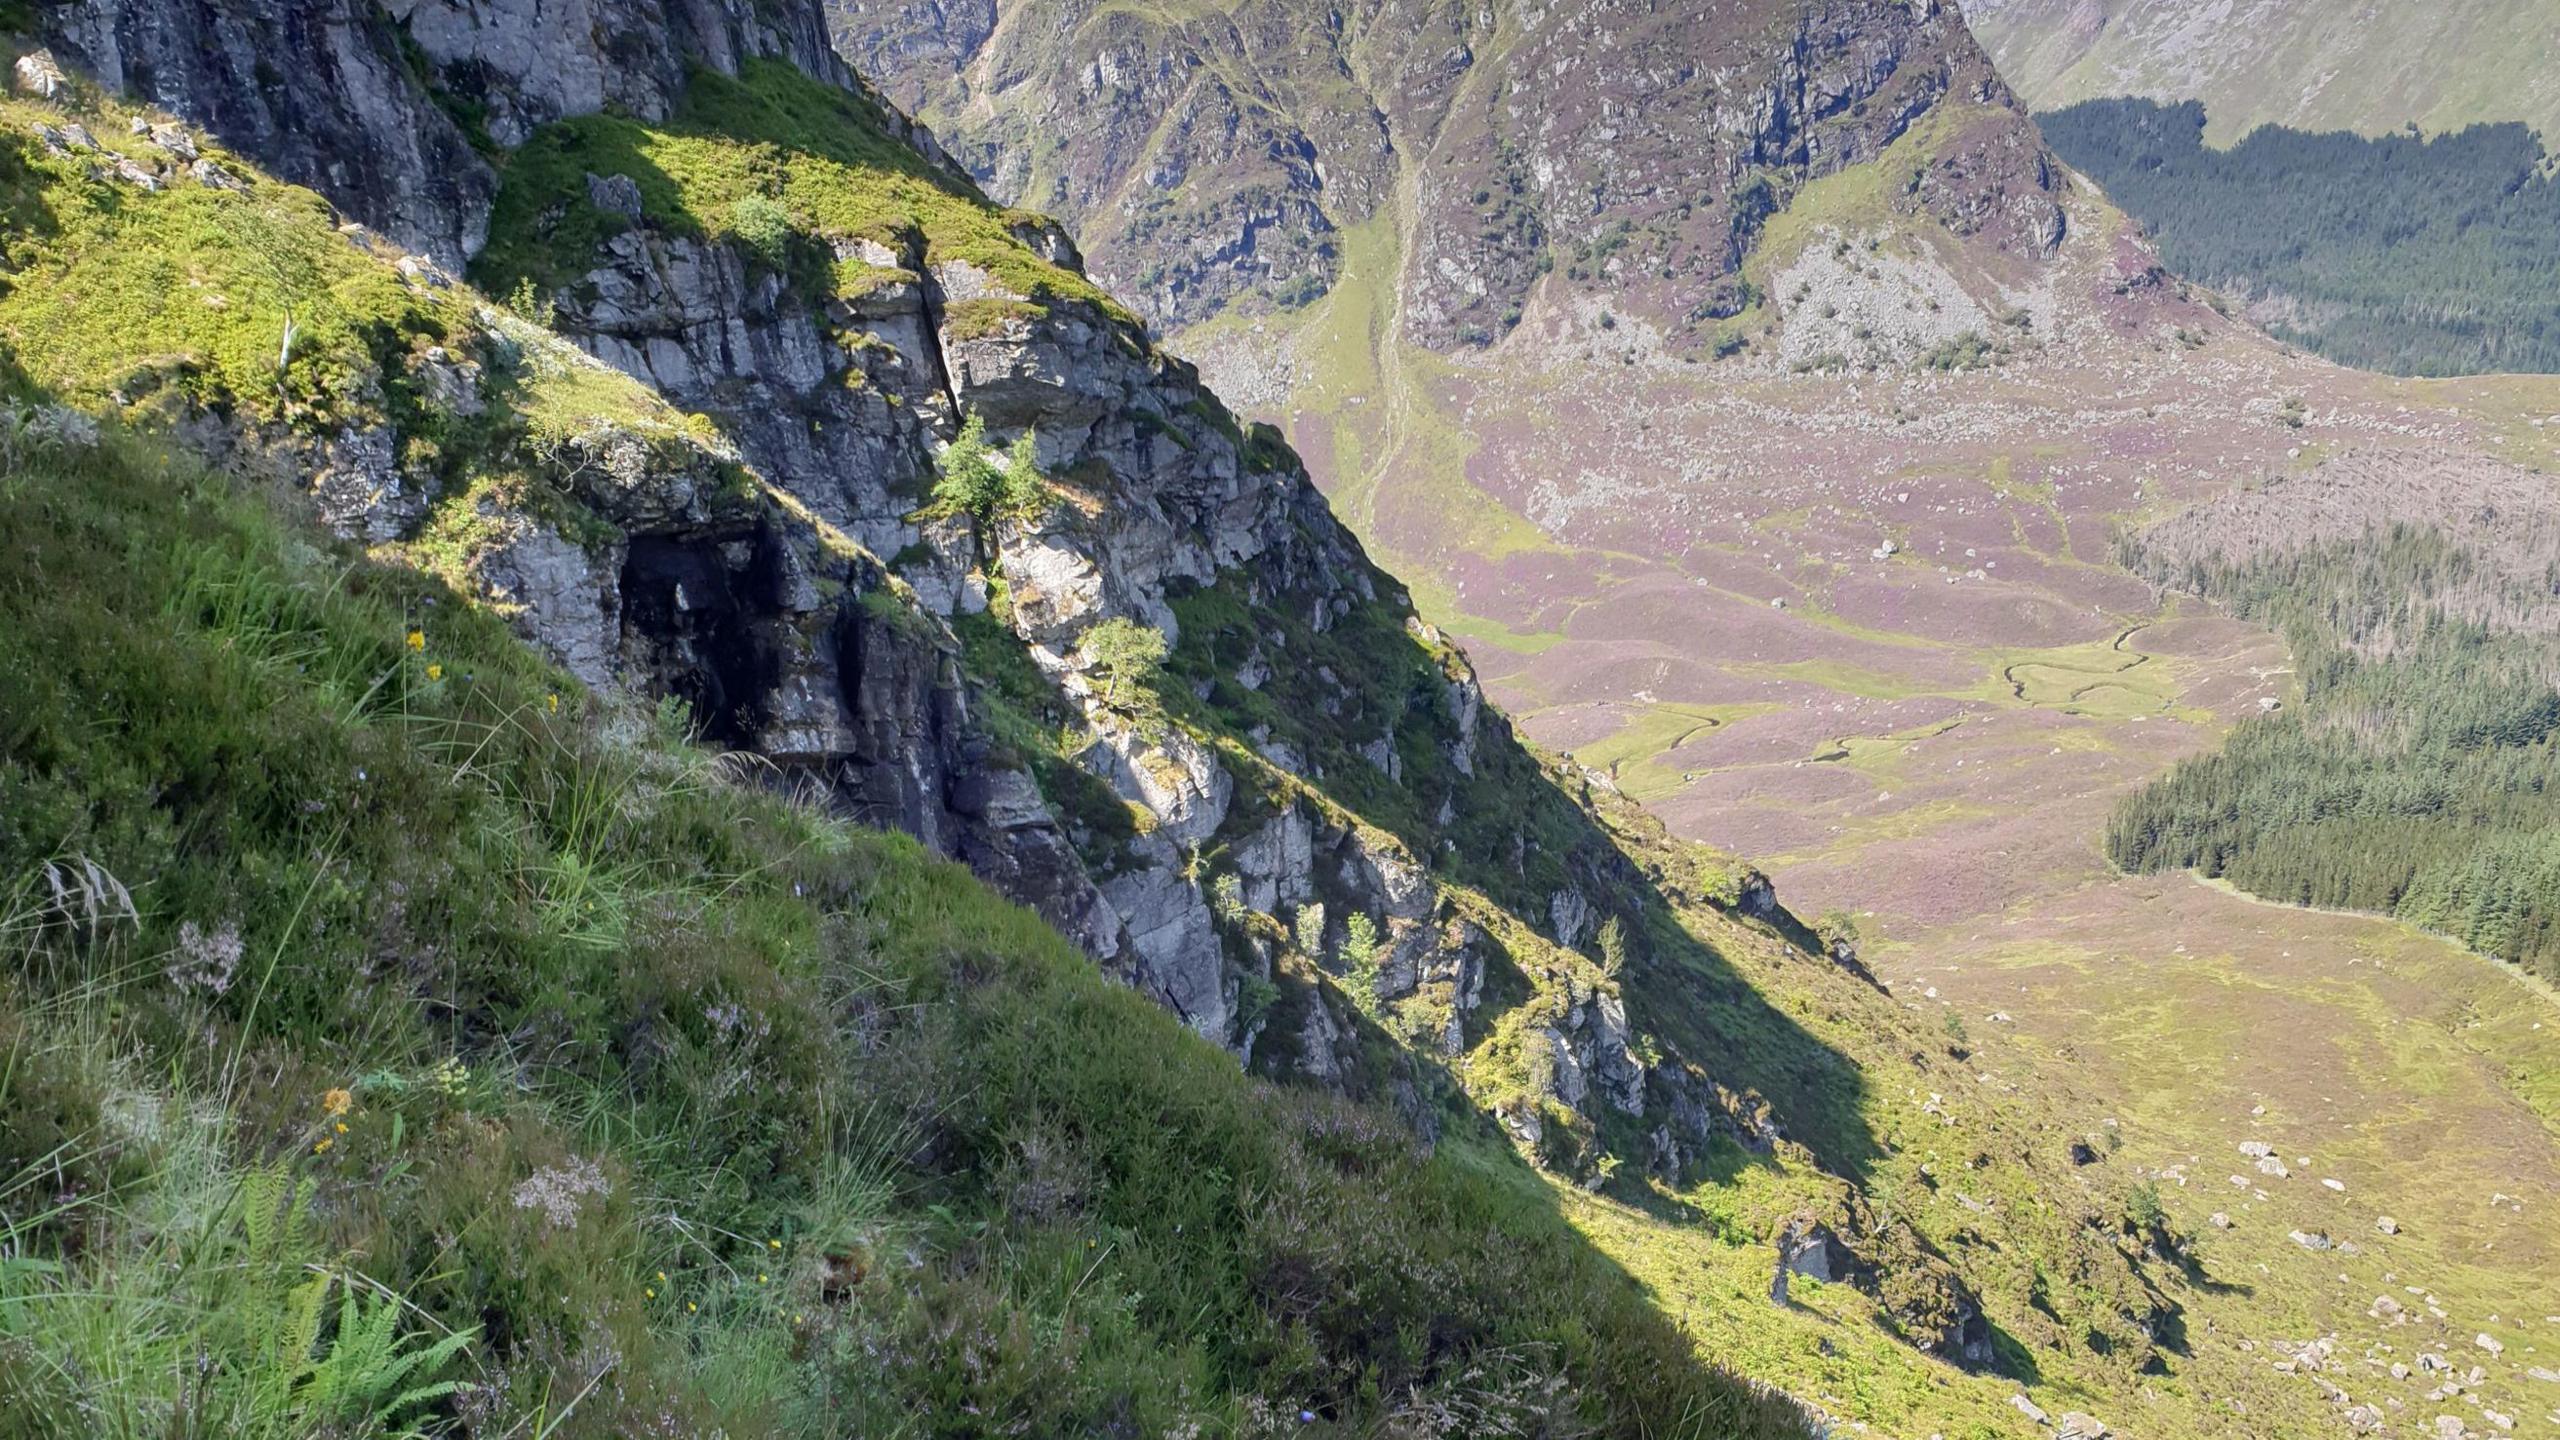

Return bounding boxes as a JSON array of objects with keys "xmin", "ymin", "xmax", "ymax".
[
  {"xmin": 1180, "ymin": 190, "xmax": 2560, "ymax": 1436},
  {"xmin": 1694, "ymin": 605, "xmax": 2560, "ymax": 1438},
  {"xmin": 1495, "ymin": 563, "xmax": 2560, "ymax": 1437},
  {"xmin": 1509, "ymin": 522, "xmax": 2560, "ymax": 1440}
]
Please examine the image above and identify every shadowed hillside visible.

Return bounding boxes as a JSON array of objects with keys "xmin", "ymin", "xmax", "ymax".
[
  {"xmin": 1966, "ymin": 0, "xmax": 2560, "ymax": 145},
  {"xmin": 2039, "ymin": 97, "xmax": 2560, "ymax": 376}
]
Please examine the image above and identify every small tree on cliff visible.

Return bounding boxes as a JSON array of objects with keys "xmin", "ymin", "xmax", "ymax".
[
  {"xmin": 925, "ymin": 414, "xmax": 1049, "ymax": 565},
  {"xmin": 1081, "ymin": 617, "xmax": 1168, "ymax": 709},
  {"xmin": 1815, "ymin": 908, "xmax": 1862, "ymax": 961}
]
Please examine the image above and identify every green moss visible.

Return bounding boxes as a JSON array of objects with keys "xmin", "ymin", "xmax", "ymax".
[
  {"xmin": 831, "ymin": 257, "xmax": 917, "ymax": 300},
  {"xmin": 1240, "ymin": 418, "xmax": 1293, "ymax": 473},
  {"xmin": 938, "ymin": 295, "xmax": 1046, "ymax": 340}
]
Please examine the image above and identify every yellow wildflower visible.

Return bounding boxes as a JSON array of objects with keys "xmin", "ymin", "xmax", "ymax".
[
  {"xmin": 687, "ymin": 1301, "xmax": 698, "ymax": 1313},
  {"xmin": 322, "ymin": 1087, "xmax": 354, "ymax": 1117},
  {"xmin": 334, "ymin": 1122, "xmax": 348, "ymax": 1134},
  {"xmin": 646, "ymin": 1287, "xmax": 657, "ymax": 1299},
  {"xmin": 758, "ymin": 1273, "xmax": 769, "ymax": 1285},
  {"xmin": 768, "ymin": 1239, "xmax": 781, "ymax": 1250},
  {"xmin": 405, "ymin": 629, "xmax": 425, "ymax": 651},
  {"xmin": 546, "ymin": 693, "xmax": 560, "ymax": 714},
  {"xmin": 426, "ymin": 663, "xmax": 443, "ymax": 681},
  {"xmin": 313, "ymin": 1138, "xmax": 334, "ymax": 1154},
  {"xmin": 657, "ymin": 1271, "xmax": 668, "ymax": 1282}
]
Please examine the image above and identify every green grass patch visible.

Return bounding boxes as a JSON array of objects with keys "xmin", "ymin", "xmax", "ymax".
[
  {"xmin": 476, "ymin": 60, "xmax": 1138, "ymax": 332},
  {"xmin": 0, "ymin": 97, "xmax": 461, "ymax": 425}
]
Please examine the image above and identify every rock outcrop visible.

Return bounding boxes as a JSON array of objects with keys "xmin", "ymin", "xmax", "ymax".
[{"xmin": 830, "ymin": 0, "xmax": 1416, "ymax": 328}]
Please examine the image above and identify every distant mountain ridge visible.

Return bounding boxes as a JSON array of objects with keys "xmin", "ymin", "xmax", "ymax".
[
  {"xmin": 830, "ymin": 0, "xmax": 2066, "ymax": 351},
  {"xmin": 1965, "ymin": 0, "xmax": 2560, "ymax": 144}
]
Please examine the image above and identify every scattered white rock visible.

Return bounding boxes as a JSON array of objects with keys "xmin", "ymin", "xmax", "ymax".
[
  {"xmin": 109, "ymin": 155, "xmax": 161, "ymax": 191},
  {"xmin": 2477, "ymin": 1334, "xmax": 2505, "ymax": 1356},
  {"xmin": 145, "ymin": 122, "xmax": 198, "ymax": 161},
  {"xmin": 2322, "ymin": 1178, "xmax": 2346, "ymax": 1192},
  {"xmin": 2010, "ymin": 1394, "xmax": 2049, "ymax": 1426},
  {"xmin": 12, "ymin": 49, "xmax": 69, "ymax": 101},
  {"xmin": 2376, "ymin": 1216, "xmax": 2400, "ymax": 1235}
]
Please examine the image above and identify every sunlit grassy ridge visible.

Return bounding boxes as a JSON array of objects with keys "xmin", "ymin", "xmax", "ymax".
[
  {"xmin": 0, "ymin": 416, "xmax": 1819, "ymax": 1436},
  {"xmin": 0, "ymin": 81, "xmax": 747, "ymax": 626},
  {"xmin": 475, "ymin": 60, "xmax": 1139, "ymax": 331}
]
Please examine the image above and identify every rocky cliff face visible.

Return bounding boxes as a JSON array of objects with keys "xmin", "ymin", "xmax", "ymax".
[
  {"xmin": 827, "ymin": 0, "xmax": 1427, "ymax": 330},
  {"xmin": 35, "ymin": 0, "xmax": 867, "ymax": 267},
  {"xmin": 830, "ymin": 0, "xmax": 2064, "ymax": 349}
]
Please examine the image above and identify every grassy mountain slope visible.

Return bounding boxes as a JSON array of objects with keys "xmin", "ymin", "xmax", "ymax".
[
  {"xmin": 0, "ymin": 47, "xmax": 1833, "ymax": 1440},
  {"xmin": 1964, "ymin": 0, "xmax": 2560, "ymax": 145},
  {"xmin": 0, "ymin": 31, "xmax": 2213, "ymax": 1440}
]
